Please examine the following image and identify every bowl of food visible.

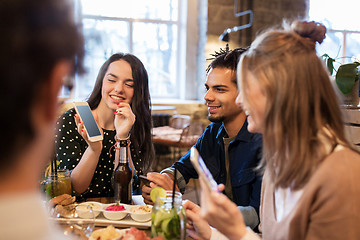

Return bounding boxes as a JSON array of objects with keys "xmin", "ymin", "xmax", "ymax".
[
  {"xmin": 76, "ymin": 201, "xmax": 102, "ymax": 219},
  {"xmin": 102, "ymin": 203, "xmax": 128, "ymax": 220},
  {"xmin": 129, "ymin": 205, "xmax": 152, "ymax": 222}
]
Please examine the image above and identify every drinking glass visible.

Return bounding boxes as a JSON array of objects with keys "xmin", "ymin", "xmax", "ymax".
[
  {"xmin": 44, "ymin": 169, "xmax": 72, "ymax": 198},
  {"xmin": 52, "ymin": 204, "xmax": 95, "ymax": 240},
  {"xmin": 151, "ymin": 191, "xmax": 186, "ymax": 240}
]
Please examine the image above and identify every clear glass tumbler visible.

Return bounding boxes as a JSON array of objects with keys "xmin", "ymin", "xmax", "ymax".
[
  {"xmin": 45, "ymin": 169, "xmax": 72, "ymax": 198},
  {"xmin": 54, "ymin": 204, "xmax": 95, "ymax": 240},
  {"xmin": 151, "ymin": 191, "xmax": 186, "ymax": 240}
]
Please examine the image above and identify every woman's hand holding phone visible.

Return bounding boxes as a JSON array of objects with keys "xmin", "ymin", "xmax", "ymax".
[
  {"xmin": 114, "ymin": 102, "xmax": 135, "ymax": 139},
  {"xmin": 74, "ymin": 112, "xmax": 103, "ymax": 152},
  {"xmin": 199, "ymin": 177, "xmax": 247, "ymax": 239}
]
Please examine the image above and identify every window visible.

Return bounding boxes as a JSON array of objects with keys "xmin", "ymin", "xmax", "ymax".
[
  {"xmin": 309, "ymin": 0, "xmax": 360, "ymax": 66},
  {"xmin": 72, "ymin": 0, "xmax": 189, "ymax": 100}
]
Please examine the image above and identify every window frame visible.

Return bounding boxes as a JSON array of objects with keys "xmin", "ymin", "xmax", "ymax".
[{"xmin": 71, "ymin": 0, "xmax": 204, "ymax": 101}]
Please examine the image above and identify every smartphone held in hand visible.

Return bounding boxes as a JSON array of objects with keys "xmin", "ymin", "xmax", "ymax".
[
  {"xmin": 73, "ymin": 102, "xmax": 103, "ymax": 142},
  {"xmin": 139, "ymin": 175, "xmax": 151, "ymax": 186},
  {"xmin": 190, "ymin": 147, "xmax": 219, "ymax": 192}
]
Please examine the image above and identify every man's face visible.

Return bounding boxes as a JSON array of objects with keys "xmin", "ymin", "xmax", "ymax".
[{"xmin": 204, "ymin": 67, "xmax": 243, "ymax": 123}]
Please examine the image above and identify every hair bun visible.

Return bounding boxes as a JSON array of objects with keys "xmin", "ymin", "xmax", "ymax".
[{"xmin": 291, "ymin": 20, "xmax": 326, "ymax": 44}]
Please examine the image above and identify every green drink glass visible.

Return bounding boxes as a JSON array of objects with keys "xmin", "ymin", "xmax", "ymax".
[
  {"xmin": 151, "ymin": 191, "xmax": 186, "ymax": 240},
  {"xmin": 45, "ymin": 169, "xmax": 72, "ymax": 198}
]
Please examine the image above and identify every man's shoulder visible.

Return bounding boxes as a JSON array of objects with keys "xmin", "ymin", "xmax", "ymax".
[
  {"xmin": 236, "ymin": 120, "xmax": 262, "ymax": 144},
  {"xmin": 204, "ymin": 122, "xmax": 224, "ymax": 134}
]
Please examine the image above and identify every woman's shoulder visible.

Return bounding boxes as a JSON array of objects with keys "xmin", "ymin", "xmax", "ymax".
[
  {"xmin": 56, "ymin": 108, "xmax": 76, "ymax": 125},
  {"xmin": 311, "ymin": 147, "xmax": 360, "ymax": 189}
]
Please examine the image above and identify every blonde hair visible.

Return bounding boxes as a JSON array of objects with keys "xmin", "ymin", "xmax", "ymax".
[{"xmin": 238, "ymin": 20, "xmax": 352, "ymax": 189}]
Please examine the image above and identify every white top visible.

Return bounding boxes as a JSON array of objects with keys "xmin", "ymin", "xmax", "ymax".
[
  {"xmin": 274, "ymin": 187, "xmax": 304, "ymax": 222},
  {"xmin": 210, "ymin": 227, "xmax": 260, "ymax": 240},
  {"xmin": 0, "ymin": 192, "xmax": 73, "ymax": 240}
]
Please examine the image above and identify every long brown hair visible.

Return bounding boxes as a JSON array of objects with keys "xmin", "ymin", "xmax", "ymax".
[
  {"xmin": 87, "ymin": 53, "xmax": 155, "ymax": 171},
  {"xmin": 238, "ymin": 20, "xmax": 353, "ymax": 189}
]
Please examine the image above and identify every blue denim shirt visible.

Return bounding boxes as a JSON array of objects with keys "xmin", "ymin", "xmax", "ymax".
[{"xmin": 172, "ymin": 120, "xmax": 262, "ymax": 213}]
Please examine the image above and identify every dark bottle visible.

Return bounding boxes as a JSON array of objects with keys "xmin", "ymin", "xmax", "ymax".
[{"xmin": 113, "ymin": 139, "xmax": 132, "ymax": 204}]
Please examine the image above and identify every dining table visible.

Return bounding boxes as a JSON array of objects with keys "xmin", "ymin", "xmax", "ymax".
[{"xmin": 56, "ymin": 195, "xmax": 192, "ymax": 239}]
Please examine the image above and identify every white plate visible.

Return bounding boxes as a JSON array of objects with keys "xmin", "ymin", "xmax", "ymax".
[
  {"xmin": 54, "ymin": 214, "xmax": 151, "ymax": 229},
  {"xmin": 89, "ymin": 228, "xmax": 128, "ymax": 240}
]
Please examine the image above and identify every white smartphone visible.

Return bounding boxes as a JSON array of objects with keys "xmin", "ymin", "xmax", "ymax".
[
  {"xmin": 73, "ymin": 102, "xmax": 103, "ymax": 142},
  {"xmin": 190, "ymin": 147, "xmax": 219, "ymax": 192}
]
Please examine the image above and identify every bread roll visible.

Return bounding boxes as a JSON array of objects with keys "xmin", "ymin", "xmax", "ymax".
[
  {"xmin": 59, "ymin": 196, "xmax": 76, "ymax": 206},
  {"xmin": 49, "ymin": 193, "xmax": 72, "ymax": 206}
]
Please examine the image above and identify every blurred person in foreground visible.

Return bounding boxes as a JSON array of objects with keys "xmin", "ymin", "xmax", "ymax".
[
  {"xmin": 184, "ymin": 20, "xmax": 360, "ymax": 240},
  {"xmin": 143, "ymin": 46, "xmax": 262, "ymax": 229},
  {"xmin": 0, "ymin": 0, "xmax": 84, "ymax": 239}
]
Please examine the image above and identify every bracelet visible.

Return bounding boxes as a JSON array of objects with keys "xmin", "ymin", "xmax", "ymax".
[{"xmin": 114, "ymin": 135, "xmax": 131, "ymax": 147}]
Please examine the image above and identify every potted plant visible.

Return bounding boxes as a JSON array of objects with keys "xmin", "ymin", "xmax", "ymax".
[{"xmin": 322, "ymin": 54, "xmax": 360, "ymax": 106}]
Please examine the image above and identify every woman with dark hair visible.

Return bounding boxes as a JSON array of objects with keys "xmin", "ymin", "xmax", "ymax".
[{"xmin": 55, "ymin": 53, "xmax": 155, "ymax": 199}]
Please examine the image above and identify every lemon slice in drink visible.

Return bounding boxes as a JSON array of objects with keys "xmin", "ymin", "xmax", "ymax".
[{"xmin": 150, "ymin": 187, "xmax": 166, "ymax": 203}]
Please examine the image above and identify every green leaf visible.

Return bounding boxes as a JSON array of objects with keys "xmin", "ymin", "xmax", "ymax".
[
  {"xmin": 335, "ymin": 63, "xmax": 360, "ymax": 94},
  {"xmin": 326, "ymin": 57, "xmax": 335, "ymax": 75},
  {"xmin": 321, "ymin": 54, "xmax": 335, "ymax": 75}
]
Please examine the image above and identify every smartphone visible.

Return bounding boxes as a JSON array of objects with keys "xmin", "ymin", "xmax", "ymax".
[
  {"xmin": 73, "ymin": 102, "xmax": 103, "ymax": 142},
  {"xmin": 190, "ymin": 147, "xmax": 219, "ymax": 192},
  {"xmin": 139, "ymin": 175, "xmax": 151, "ymax": 186}
]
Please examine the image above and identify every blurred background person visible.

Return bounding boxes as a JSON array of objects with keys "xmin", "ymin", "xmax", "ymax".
[
  {"xmin": 185, "ymin": 20, "xmax": 360, "ymax": 240},
  {"xmin": 0, "ymin": 0, "xmax": 84, "ymax": 239},
  {"xmin": 56, "ymin": 53, "xmax": 155, "ymax": 199}
]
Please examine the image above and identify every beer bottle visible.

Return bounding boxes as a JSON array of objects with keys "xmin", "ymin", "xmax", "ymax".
[{"xmin": 113, "ymin": 138, "xmax": 132, "ymax": 204}]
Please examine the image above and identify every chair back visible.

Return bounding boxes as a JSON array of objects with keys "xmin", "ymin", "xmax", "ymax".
[{"xmin": 169, "ymin": 115, "xmax": 191, "ymax": 129}]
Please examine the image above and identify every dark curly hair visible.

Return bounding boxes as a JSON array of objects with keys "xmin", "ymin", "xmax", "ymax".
[{"xmin": 206, "ymin": 44, "xmax": 248, "ymax": 74}]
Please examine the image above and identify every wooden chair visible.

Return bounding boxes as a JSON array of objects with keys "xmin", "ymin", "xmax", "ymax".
[
  {"xmin": 152, "ymin": 115, "xmax": 204, "ymax": 164},
  {"xmin": 152, "ymin": 115, "xmax": 204, "ymax": 203}
]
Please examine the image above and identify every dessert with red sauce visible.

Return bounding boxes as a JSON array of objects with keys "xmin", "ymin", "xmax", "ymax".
[
  {"xmin": 105, "ymin": 204, "xmax": 126, "ymax": 211},
  {"xmin": 102, "ymin": 203, "xmax": 128, "ymax": 220}
]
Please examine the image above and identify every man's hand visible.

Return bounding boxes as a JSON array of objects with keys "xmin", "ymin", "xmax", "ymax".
[{"xmin": 141, "ymin": 172, "xmax": 179, "ymax": 205}]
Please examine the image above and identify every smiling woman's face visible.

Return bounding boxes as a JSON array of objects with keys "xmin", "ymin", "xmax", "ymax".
[
  {"xmin": 101, "ymin": 60, "xmax": 134, "ymax": 110},
  {"xmin": 236, "ymin": 70, "xmax": 267, "ymax": 134}
]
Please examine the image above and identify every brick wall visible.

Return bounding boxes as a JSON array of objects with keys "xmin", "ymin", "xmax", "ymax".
[{"xmin": 206, "ymin": 0, "xmax": 308, "ymax": 53}]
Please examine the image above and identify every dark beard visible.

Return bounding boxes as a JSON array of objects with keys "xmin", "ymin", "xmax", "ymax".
[{"xmin": 208, "ymin": 115, "xmax": 225, "ymax": 123}]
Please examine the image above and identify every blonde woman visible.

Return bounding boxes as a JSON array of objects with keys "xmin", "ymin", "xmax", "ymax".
[{"xmin": 185, "ymin": 20, "xmax": 360, "ymax": 240}]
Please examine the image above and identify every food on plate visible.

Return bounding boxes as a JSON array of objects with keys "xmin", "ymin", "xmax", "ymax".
[
  {"xmin": 58, "ymin": 195, "xmax": 76, "ymax": 206},
  {"xmin": 120, "ymin": 227, "xmax": 164, "ymax": 240},
  {"xmin": 49, "ymin": 193, "xmax": 75, "ymax": 207},
  {"xmin": 48, "ymin": 193, "xmax": 77, "ymax": 218},
  {"xmin": 130, "ymin": 205, "xmax": 152, "ymax": 213},
  {"xmin": 54, "ymin": 204, "xmax": 76, "ymax": 218},
  {"xmin": 76, "ymin": 201, "xmax": 102, "ymax": 218},
  {"xmin": 105, "ymin": 204, "xmax": 126, "ymax": 211},
  {"xmin": 90, "ymin": 225, "xmax": 123, "ymax": 240},
  {"xmin": 102, "ymin": 204, "xmax": 128, "ymax": 220},
  {"xmin": 77, "ymin": 202, "xmax": 102, "ymax": 211},
  {"xmin": 90, "ymin": 226, "xmax": 164, "ymax": 240}
]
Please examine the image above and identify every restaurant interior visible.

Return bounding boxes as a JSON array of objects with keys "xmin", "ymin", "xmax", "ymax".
[
  {"xmin": 60, "ymin": 0, "xmax": 360, "ymax": 172},
  {"xmin": 50, "ymin": 0, "xmax": 360, "ymax": 238}
]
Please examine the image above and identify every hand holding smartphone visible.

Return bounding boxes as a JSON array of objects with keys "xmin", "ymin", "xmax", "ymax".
[
  {"xmin": 190, "ymin": 147, "xmax": 219, "ymax": 192},
  {"xmin": 139, "ymin": 175, "xmax": 151, "ymax": 186},
  {"xmin": 73, "ymin": 102, "xmax": 103, "ymax": 142}
]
